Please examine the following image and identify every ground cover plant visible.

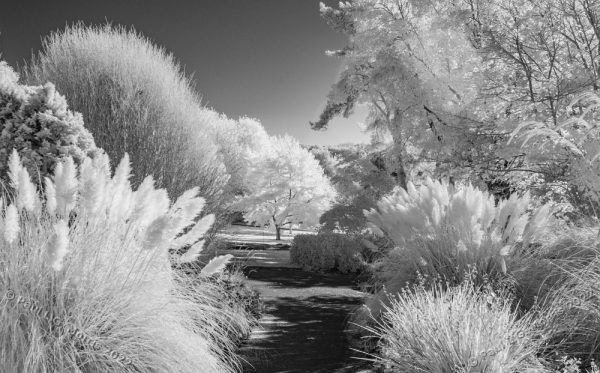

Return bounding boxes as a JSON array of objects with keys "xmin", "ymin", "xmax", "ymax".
[{"xmin": 0, "ymin": 150, "xmax": 246, "ymax": 372}]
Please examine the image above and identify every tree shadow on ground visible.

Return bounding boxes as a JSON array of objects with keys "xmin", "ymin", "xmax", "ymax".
[
  {"xmin": 243, "ymin": 266, "xmax": 364, "ymax": 290},
  {"xmin": 238, "ymin": 267, "xmax": 372, "ymax": 373}
]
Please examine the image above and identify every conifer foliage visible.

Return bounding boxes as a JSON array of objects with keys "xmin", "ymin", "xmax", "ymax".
[{"xmin": 0, "ymin": 61, "xmax": 100, "ymax": 185}]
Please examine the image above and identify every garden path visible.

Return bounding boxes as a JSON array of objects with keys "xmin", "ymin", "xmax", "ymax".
[{"xmin": 218, "ymin": 226, "xmax": 371, "ymax": 373}]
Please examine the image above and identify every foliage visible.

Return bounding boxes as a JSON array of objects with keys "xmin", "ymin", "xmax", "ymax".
[
  {"xmin": 365, "ymin": 178, "xmax": 554, "ymax": 285},
  {"xmin": 536, "ymin": 245, "xmax": 600, "ymax": 369},
  {"xmin": 313, "ymin": 0, "xmax": 484, "ymax": 187},
  {"xmin": 0, "ymin": 61, "xmax": 100, "ymax": 185},
  {"xmin": 290, "ymin": 233, "xmax": 365, "ymax": 273},
  {"xmin": 207, "ymin": 115, "xmax": 272, "ymax": 198},
  {"xmin": 0, "ymin": 150, "xmax": 242, "ymax": 372},
  {"xmin": 309, "ymin": 144, "xmax": 395, "ymax": 234},
  {"xmin": 508, "ymin": 93, "xmax": 600, "ymax": 215},
  {"xmin": 23, "ymin": 24, "xmax": 229, "ymax": 211},
  {"xmin": 319, "ymin": 194, "xmax": 374, "ymax": 234},
  {"xmin": 232, "ymin": 135, "xmax": 337, "ymax": 239},
  {"xmin": 314, "ymin": 0, "xmax": 600, "ymax": 205},
  {"xmin": 188, "ymin": 269, "xmax": 261, "ymax": 349},
  {"xmin": 371, "ymin": 277, "xmax": 548, "ymax": 373}
]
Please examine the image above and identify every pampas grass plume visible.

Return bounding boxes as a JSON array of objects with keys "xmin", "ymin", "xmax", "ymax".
[
  {"xmin": 17, "ymin": 167, "xmax": 39, "ymax": 212},
  {"xmin": 54, "ymin": 157, "xmax": 78, "ymax": 216},
  {"xmin": 179, "ymin": 240, "xmax": 205, "ymax": 264},
  {"xmin": 44, "ymin": 177, "xmax": 57, "ymax": 215}
]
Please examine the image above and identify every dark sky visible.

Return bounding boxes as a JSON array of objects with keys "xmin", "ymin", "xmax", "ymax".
[{"xmin": 0, "ymin": 0, "xmax": 370, "ymax": 145}]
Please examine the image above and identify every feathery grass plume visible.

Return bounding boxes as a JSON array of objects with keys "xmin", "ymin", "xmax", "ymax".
[
  {"xmin": 3, "ymin": 204, "xmax": 19, "ymax": 244},
  {"xmin": 172, "ymin": 214, "xmax": 215, "ymax": 249},
  {"xmin": 353, "ymin": 179, "xmax": 556, "ymax": 351},
  {"xmin": 200, "ymin": 254, "xmax": 234, "ymax": 277},
  {"xmin": 77, "ymin": 158, "xmax": 105, "ymax": 216},
  {"xmin": 53, "ymin": 157, "xmax": 78, "ymax": 217},
  {"xmin": 370, "ymin": 278, "xmax": 549, "ymax": 372},
  {"xmin": 0, "ymin": 152, "xmax": 245, "ymax": 372},
  {"xmin": 16, "ymin": 167, "xmax": 39, "ymax": 212},
  {"xmin": 47, "ymin": 220, "xmax": 69, "ymax": 271},
  {"xmin": 7, "ymin": 149, "xmax": 40, "ymax": 212},
  {"xmin": 179, "ymin": 240, "xmax": 205, "ymax": 264},
  {"xmin": 365, "ymin": 178, "xmax": 554, "ymax": 285},
  {"xmin": 8, "ymin": 149, "xmax": 22, "ymax": 191}
]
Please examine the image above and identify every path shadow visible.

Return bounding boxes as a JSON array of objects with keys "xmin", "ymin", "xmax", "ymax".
[
  {"xmin": 238, "ymin": 267, "xmax": 371, "ymax": 373},
  {"xmin": 243, "ymin": 266, "xmax": 363, "ymax": 291}
]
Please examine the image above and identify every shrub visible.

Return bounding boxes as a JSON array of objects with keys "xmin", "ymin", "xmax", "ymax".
[
  {"xmin": 0, "ymin": 150, "xmax": 241, "ymax": 372},
  {"xmin": 365, "ymin": 178, "xmax": 554, "ymax": 288},
  {"xmin": 319, "ymin": 194, "xmax": 374, "ymax": 234},
  {"xmin": 371, "ymin": 277, "xmax": 548, "ymax": 373},
  {"xmin": 0, "ymin": 61, "xmax": 100, "ymax": 184},
  {"xmin": 290, "ymin": 233, "xmax": 365, "ymax": 273},
  {"xmin": 350, "ymin": 179, "xmax": 555, "ymax": 354},
  {"xmin": 24, "ymin": 24, "xmax": 228, "ymax": 211}
]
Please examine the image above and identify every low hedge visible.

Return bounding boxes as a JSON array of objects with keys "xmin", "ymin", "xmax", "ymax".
[{"xmin": 290, "ymin": 233, "xmax": 365, "ymax": 273}]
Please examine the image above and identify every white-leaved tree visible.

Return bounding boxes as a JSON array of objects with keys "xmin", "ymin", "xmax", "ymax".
[
  {"xmin": 313, "ymin": 0, "xmax": 483, "ymax": 188},
  {"xmin": 207, "ymin": 115, "xmax": 272, "ymax": 198},
  {"xmin": 233, "ymin": 135, "xmax": 337, "ymax": 240}
]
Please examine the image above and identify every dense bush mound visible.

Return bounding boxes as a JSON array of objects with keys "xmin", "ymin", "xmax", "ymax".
[
  {"xmin": 290, "ymin": 233, "xmax": 365, "ymax": 273},
  {"xmin": 0, "ymin": 150, "xmax": 244, "ymax": 372},
  {"xmin": 0, "ymin": 61, "xmax": 100, "ymax": 184},
  {"xmin": 348, "ymin": 179, "xmax": 560, "ymax": 362},
  {"xmin": 372, "ymin": 277, "xmax": 548, "ymax": 373},
  {"xmin": 365, "ymin": 178, "xmax": 553, "ymax": 288},
  {"xmin": 24, "ymin": 24, "xmax": 228, "ymax": 211}
]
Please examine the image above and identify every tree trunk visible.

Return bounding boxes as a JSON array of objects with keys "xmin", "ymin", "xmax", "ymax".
[
  {"xmin": 391, "ymin": 148, "xmax": 408, "ymax": 190},
  {"xmin": 276, "ymin": 226, "xmax": 281, "ymax": 241},
  {"xmin": 390, "ymin": 111, "xmax": 408, "ymax": 190}
]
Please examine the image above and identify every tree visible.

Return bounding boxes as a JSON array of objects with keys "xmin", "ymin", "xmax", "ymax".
[
  {"xmin": 233, "ymin": 135, "xmax": 337, "ymax": 240},
  {"xmin": 312, "ymin": 0, "xmax": 483, "ymax": 188},
  {"xmin": 469, "ymin": 0, "xmax": 600, "ymax": 208},
  {"xmin": 309, "ymin": 144, "xmax": 396, "ymax": 233},
  {"xmin": 314, "ymin": 0, "xmax": 600, "ymax": 208},
  {"xmin": 207, "ymin": 115, "xmax": 272, "ymax": 198}
]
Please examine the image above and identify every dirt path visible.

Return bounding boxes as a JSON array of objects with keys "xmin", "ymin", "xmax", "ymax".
[{"xmin": 224, "ymin": 247, "xmax": 370, "ymax": 373}]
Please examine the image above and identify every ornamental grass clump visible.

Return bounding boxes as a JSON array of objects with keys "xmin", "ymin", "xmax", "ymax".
[
  {"xmin": 365, "ymin": 178, "xmax": 554, "ymax": 288},
  {"xmin": 371, "ymin": 278, "xmax": 548, "ymax": 373},
  {"xmin": 0, "ymin": 149, "xmax": 241, "ymax": 372},
  {"xmin": 350, "ymin": 178, "xmax": 555, "ymax": 353},
  {"xmin": 535, "ymin": 245, "xmax": 600, "ymax": 369}
]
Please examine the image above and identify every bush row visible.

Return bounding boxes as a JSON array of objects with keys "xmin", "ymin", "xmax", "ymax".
[{"xmin": 290, "ymin": 233, "xmax": 365, "ymax": 273}]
